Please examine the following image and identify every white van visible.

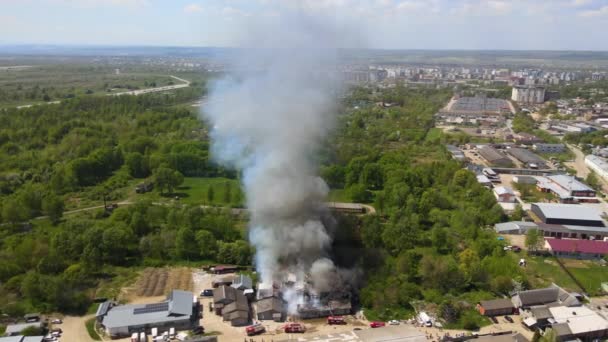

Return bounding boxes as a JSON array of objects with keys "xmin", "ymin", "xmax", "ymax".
[{"xmin": 151, "ymin": 327, "xmax": 158, "ymax": 337}]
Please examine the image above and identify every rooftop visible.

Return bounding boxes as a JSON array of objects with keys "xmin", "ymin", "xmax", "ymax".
[
  {"xmin": 507, "ymin": 148, "xmax": 545, "ymax": 165},
  {"xmin": 494, "ymin": 186, "xmax": 515, "ymax": 196},
  {"xmin": 479, "ymin": 298, "xmax": 514, "ymax": 311},
  {"xmin": 546, "ymin": 175, "xmax": 594, "ymax": 193},
  {"xmin": 450, "ymin": 96, "xmax": 510, "ymax": 113},
  {"xmin": 549, "ymin": 306, "xmax": 608, "ymax": 335},
  {"xmin": 102, "ymin": 290, "xmax": 194, "ymax": 329},
  {"xmin": 586, "ymin": 155, "xmax": 608, "ymax": 171},
  {"xmin": 532, "ymin": 203, "xmax": 605, "ymax": 224},
  {"xmin": 546, "ymin": 238, "xmax": 608, "ymax": 255},
  {"xmin": 4, "ymin": 322, "xmax": 42, "ymax": 335}
]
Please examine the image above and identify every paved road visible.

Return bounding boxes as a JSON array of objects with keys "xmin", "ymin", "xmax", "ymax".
[
  {"xmin": 10, "ymin": 75, "xmax": 190, "ymax": 109},
  {"xmin": 110, "ymin": 75, "xmax": 190, "ymax": 96}
]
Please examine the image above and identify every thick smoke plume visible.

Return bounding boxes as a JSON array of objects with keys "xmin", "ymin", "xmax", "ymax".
[{"xmin": 202, "ymin": 10, "xmax": 353, "ymax": 313}]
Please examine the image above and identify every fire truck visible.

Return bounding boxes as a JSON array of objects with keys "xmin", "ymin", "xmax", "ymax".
[
  {"xmin": 284, "ymin": 322, "xmax": 306, "ymax": 333},
  {"xmin": 246, "ymin": 323, "xmax": 266, "ymax": 336},
  {"xmin": 327, "ymin": 316, "xmax": 346, "ymax": 325}
]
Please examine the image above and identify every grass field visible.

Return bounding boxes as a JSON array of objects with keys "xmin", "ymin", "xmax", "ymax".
[
  {"xmin": 424, "ymin": 127, "xmax": 443, "ymax": 143},
  {"xmin": 328, "ymin": 189, "xmax": 352, "ymax": 202},
  {"xmin": 566, "ymin": 262, "xmax": 607, "ymax": 296},
  {"xmin": 85, "ymin": 318, "xmax": 101, "ymax": 341},
  {"xmin": 179, "ymin": 177, "xmax": 242, "ymax": 206}
]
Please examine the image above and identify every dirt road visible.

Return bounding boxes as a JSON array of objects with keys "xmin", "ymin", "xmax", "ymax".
[{"xmin": 62, "ymin": 315, "xmax": 96, "ymax": 342}]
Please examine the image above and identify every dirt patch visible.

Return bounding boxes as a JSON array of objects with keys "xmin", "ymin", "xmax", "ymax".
[
  {"xmin": 559, "ymin": 259, "xmax": 590, "ymax": 269},
  {"xmin": 126, "ymin": 267, "xmax": 194, "ymax": 301}
]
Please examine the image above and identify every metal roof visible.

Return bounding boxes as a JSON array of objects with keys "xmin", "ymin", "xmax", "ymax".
[
  {"xmin": 96, "ymin": 301, "xmax": 111, "ymax": 318},
  {"xmin": 586, "ymin": 155, "xmax": 608, "ymax": 172},
  {"xmin": 479, "ymin": 298, "xmax": 514, "ymax": 311},
  {"xmin": 532, "ymin": 203, "xmax": 605, "ymax": 223},
  {"xmin": 546, "ymin": 175, "xmax": 594, "ymax": 193},
  {"xmin": 516, "ymin": 288, "xmax": 559, "ymax": 306},
  {"xmin": 231, "ymin": 274, "xmax": 253, "ymax": 290},
  {"xmin": 549, "ymin": 306, "xmax": 608, "ymax": 335},
  {"xmin": 0, "ymin": 337, "xmax": 26, "ymax": 342},
  {"xmin": 22, "ymin": 338, "xmax": 43, "ymax": 342},
  {"xmin": 102, "ymin": 290, "xmax": 194, "ymax": 329},
  {"xmin": 168, "ymin": 290, "xmax": 194, "ymax": 316},
  {"xmin": 479, "ymin": 146, "xmax": 509, "ymax": 162},
  {"xmin": 546, "ymin": 238, "xmax": 608, "ymax": 255},
  {"xmin": 4, "ymin": 322, "xmax": 42, "ymax": 335},
  {"xmin": 507, "ymin": 148, "xmax": 545, "ymax": 164}
]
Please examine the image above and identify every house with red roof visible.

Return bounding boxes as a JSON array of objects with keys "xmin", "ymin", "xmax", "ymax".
[{"xmin": 544, "ymin": 238, "xmax": 608, "ymax": 259}]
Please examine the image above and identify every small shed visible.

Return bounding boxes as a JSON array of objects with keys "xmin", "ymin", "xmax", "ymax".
[
  {"xmin": 494, "ymin": 186, "xmax": 516, "ymax": 203},
  {"xmin": 477, "ymin": 298, "xmax": 514, "ymax": 316},
  {"xmin": 256, "ymin": 297, "xmax": 285, "ymax": 321}
]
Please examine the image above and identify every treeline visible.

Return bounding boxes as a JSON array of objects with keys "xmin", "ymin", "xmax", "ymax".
[
  {"xmin": 0, "ymin": 201, "xmax": 251, "ymax": 315},
  {"xmin": 564, "ymin": 129, "xmax": 608, "ymax": 152},
  {"xmin": 0, "ymin": 92, "xmax": 234, "ymax": 224},
  {"xmin": 323, "ymin": 85, "xmax": 519, "ymax": 328}
]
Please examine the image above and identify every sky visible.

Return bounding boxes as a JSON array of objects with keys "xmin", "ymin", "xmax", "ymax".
[{"xmin": 1, "ymin": 0, "xmax": 608, "ymax": 50}]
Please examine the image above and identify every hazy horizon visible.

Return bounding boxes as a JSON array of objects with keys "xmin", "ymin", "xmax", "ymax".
[{"xmin": 2, "ymin": 0, "xmax": 608, "ymax": 51}]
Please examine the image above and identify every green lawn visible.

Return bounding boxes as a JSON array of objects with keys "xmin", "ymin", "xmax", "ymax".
[
  {"xmin": 85, "ymin": 318, "xmax": 101, "ymax": 341},
  {"xmin": 425, "ymin": 128, "xmax": 443, "ymax": 143},
  {"xmin": 567, "ymin": 263, "xmax": 608, "ymax": 296},
  {"xmin": 178, "ymin": 177, "xmax": 242, "ymax": 206},
  {"xmin": 328, "ymin": 189, "xmax": 352, "ymax": 202},
  {"xmin": 522, "ymin": 255, "xmax": 580, "ymax": 291}
]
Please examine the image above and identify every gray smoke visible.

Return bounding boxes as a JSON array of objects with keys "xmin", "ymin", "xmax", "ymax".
[{"xmin": 202, "ymin": 9, "xmax": 356, "ymax": 312}]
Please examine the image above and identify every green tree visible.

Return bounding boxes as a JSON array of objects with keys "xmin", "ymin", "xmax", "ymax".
[
  {"xmin": 223, "ymin": 182, "xmax": 232, "ymax": 204},
  {"xmin": 195, "ymin": 230, "xmax": 217, "ymax": 259},
  {"xmin": 525, "ymin": 229, "xmax": 542, "ymax": 252},
  {"xmin": 175, "ymin": 226, "xmax": 198, "ymax": 260},
  {"xmin": 511, "ymin": 204, "xmax": 526, "ymax": 221},
  {"xmin": 1, "ymin": 199, "xmax": 28, "ymax": 223},
  {"xmin": 586, "ymin": 171, "xmax": 601, "ymax": 192},
  {"xmin": 348, "ymin": 184, "xmax": 371, "ymax": 203},
  {"xmin": 206, "ymin": 186, "xmax": 215, "ymax": 203},
  {"xmin": 125, "ymin": 152, "xmax": 150, "ymax": 178},
  {"xmin": 154, "ymin": 167, "xmax": 184, "ymax": 194},
  {"xmin": 42, "ymin": 193, "xmax": 64, "ymax": 225}
]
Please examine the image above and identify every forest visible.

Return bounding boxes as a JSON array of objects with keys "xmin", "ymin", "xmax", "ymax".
[{"xmin": 0, "ymin": 81, "xmax": 516, "ymax": 330}]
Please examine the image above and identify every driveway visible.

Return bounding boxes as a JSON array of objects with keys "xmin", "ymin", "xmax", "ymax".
[{"xmin": 62, "ymin": 315, "xmax": 96, "ymax": 342}]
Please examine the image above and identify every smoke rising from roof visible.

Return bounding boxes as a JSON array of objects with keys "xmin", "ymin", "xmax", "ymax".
[{"xmin": 202, "ymin": 8, "xmax": 359, "ymax": 313}]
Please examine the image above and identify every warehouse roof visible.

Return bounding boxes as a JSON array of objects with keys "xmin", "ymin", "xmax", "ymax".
[
  {"xmin": 532, "ymin": 203, "xmax": 605, "ymax": 223},
  {"xmin": 546, "ymin": 238, "xmax": 608, "ymax": 255},
  {"xmin": 549, "ymin": 306, "xmax": 608, "ymax": 335},
  {"xmin": 231, "ymin": 274, "xmax": 253, "ymax": 290},
  {"xmin": 102, "ymin": 290, "xmax": 194, "ymax": 329},
  {"xmin": 479, "ymin": 298, "xmax": 514, "ymax": 311},
  {"xmin": 516, "ymin": 288, "xmax": 559, "ymax": 306},
  {"xmin": 530, "ymin": 305, "xmax": 553, "ymax": 320},
  {"xmin": 546, "ymin": 175, "xmax": 594, "ymax": 193},
  {"xmin": 586, "ymin": 155, "xmax": 608, "ymax": 172},
  {"xmin": 479, "ymin": 146, "xmax": 507, "ymax": 162},
  {"xmin": 551, "ymin": 323, "xmax": 572, "ymax": 338},
  {"xmin": 507, "ymin": 148, "xmax": 545, "ymax": 164},
  {"xmin": 96, "ymin": 301, "xmax": 111, "ymax": 318},
  {"xmin": 494, "ymin": 221, "xmax": 539, "ymax": 234}
]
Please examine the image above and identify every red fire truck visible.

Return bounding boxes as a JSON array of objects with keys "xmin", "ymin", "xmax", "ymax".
[
  {"xmin": 327, "ymin": 316, "xmax": 346, "ymax": 325},
  {"xmin": 246, "ymin": 323, "xmax": 266, "ymax": 336},
  {"xmin": 284, "ymin": 322, "xmax": 306, "ymax": 333}
]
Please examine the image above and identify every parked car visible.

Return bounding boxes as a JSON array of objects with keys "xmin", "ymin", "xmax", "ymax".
[
  {"xmin": 388, "ymin": 320, "xmax": 400, "ymax": 325},
  {"xmin": 504, "ymin": 316, "xmax": 514, "ymax": 323},
  {"xmin": 51, "ymin": 318, "xmax": 62, "ymax": 324},
  {"xmin": 200, "ymin": 289, "xmax": 214, "ymax": 297},
  {"xmin": 191, "ymin": 326, "xmax": 204, "ymax": 334},
  {"xmin": 490, "ymin": 316, "xmax": 499, "ymax": 324},
  {"xmin": 370, "ymin": 321, "xmax": 386, "ymax": 328}
]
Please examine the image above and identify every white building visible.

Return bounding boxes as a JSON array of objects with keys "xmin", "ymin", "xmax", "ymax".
[
  {"xmin": 511, "ymin": 85, "xmax": 545, "ymax": 104},
  {"xmin": 586, "ymin": 154, "xmax": 608, "ymax": 181}
]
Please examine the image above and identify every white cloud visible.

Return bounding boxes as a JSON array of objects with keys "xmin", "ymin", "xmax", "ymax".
[
  {"xmin": 47, "ymin": 0, "xmax": 150, "ymax": 8},
  {"xmin": 487, "ymin": 0, "xmax": 512, "ymax": 14},
  {"xmin": 579, "ymin": 5, "xmax": 608, "ymax": 16},
  {"xmin": 184, "ymin": 3, "xmax": 204, "ymax": 13},
  {"xmin": 572, "ymin": 0, "xmax": 591, "ymax": 7}
]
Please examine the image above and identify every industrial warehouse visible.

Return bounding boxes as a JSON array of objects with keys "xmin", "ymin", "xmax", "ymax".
[
  {"xmin": 531, "ymin": 203, "xmax": 606, "ymax": 227},
  {"xmin": 97, "ymin": 290, "xmax": 199, "ymax": 338}
]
